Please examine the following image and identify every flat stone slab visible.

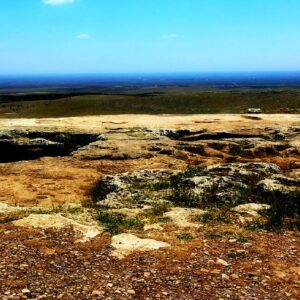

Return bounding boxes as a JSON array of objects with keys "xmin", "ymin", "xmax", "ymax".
[
  {"xmin": 111, "ymin": 233, "xmax": 170, "ymax": 259},
  {"xmin": 13, "ymin": 214, "xmax": 103, "ymax": 242},
  {"xmin": 232, "ymin": 203, "xmax": 271, "ymax": 217},
  {"xmin": 164, "ymin": 207, "xmax": 206, "ymax": 228}
]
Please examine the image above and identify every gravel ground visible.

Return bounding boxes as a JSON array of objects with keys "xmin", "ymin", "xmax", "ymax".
[{"xmin": 0, "ymin": 224, "xmax": 299, "ymax": 300}]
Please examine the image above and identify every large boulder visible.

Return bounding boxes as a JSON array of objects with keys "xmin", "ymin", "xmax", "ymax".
[
  {"xmin": 94, "ymin": 169, "xmax": 174, "ymax": 207},
  {"xmin": 257, "ymin": 175, "xmax": 300, "ymax": 195},
  {"xmin": 172, "ymin": 163, "xmax": 282, "ymax": 207}
]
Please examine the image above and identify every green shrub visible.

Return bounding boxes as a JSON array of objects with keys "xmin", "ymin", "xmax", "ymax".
[
  {"xmin": 196, "ymin": 209, "xmax": 232, "ymax": 225},
  {"xmin": 177, "ymin": 234, "xmax": 194, "ymax": 241},
  {"xmin": 245, "ymin": 220, "xmax": 266, "ymax": 231},
  {"xmin": 168, "ymin": 186, "xmax": 199, "ymax": 208},
  {"xmin": 150, "ymin": 181, "xmax": 171, "ymax": 191},
  {"xmin": 236, "ymin": 236, "xmax": 252, "ymax": 243},
  {"xmin": 168, "ymin": 166, "xmax": 221, "ymax": 208},
  {"xmin": 170, "ymin": 166, "xmax": 208, "ymax": 188},
  {"xmin": 227, "ymin": 252, "xmax": 246, "ymax": 259},
  {"xmin": 144, "ymin": 202, "xmax": 171, "ymax": 218},
  {"xmin": 98, "ymin": 210, "xmax": 144, "ymax": 235},
  {"xmin": 157, "ymin": 217, "xmax": 172, "ymax": 223},
  {"xmin": 262, "ymin": 190, "xmax": 300, "ymax": 229},
  {"xmin": 0, "ymin": 216, "xmax": 20, "ymax": 224}
]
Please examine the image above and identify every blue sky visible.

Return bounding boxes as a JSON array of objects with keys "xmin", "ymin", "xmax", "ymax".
[{"xmin": 0, "ymin": 0, "xmax": 299, "ymax": 74}]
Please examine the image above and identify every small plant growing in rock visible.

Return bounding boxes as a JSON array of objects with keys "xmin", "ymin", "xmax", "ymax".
[
  {"xmin": 150, "ymin": 181, "xmax": 171, "ymax": 191},
  {"xmin": 130, "ymin": 192, "xmax": 145, "ymax": 204},
  {"xmin": 98, "ymin": 210, "xmax": 144, "ymax": 235},
  {"xmin": 168, "ymin": 167, "xmax": 208, "ymax": 208},
  {"xmin": 196, "ymin": 209, "xmax": 232, "ymax": 225},
  {"xmin": 170, "ymin": 166, "xmax": 208, "ymax": 188},
  {"xmin": 0, "ymin": 215, "xmax": 20, "ymax": 224},
  {"xmin": 177, "ymin": 234, "xmax": 194, "ymax": 241},
  {"xmin": 227, "ymin": 252, "xmax": 246, "ymax": 259},
  {"xmin": 144, "ymin": 202, "xmax": 171, "ymax": 217},
  {"xmin": 168, "ymin": 185, "xmax": 199, "ymax": 208},
  {"xmin": 157, "ymin": 216, "xmax": 172, "ymax": 223},
  {"xmin": 236, "ymin": 236, "xmax": 252, "ymax": 243},
  {"xmin": 245, "ymin": 220, "xmax": 266, "ymax": 231},
  {"xmin": 260, "ymin": 190, "xmax": 300, "ymax": 230}
]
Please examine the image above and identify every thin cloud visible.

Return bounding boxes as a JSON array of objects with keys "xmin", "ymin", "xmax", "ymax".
[
  {"xmin": 43, "ymin": 0, "xmax": 75, "ymax": 5},
  {"xmin": 76, "ymin": 33, "xmax": 91, "ymax": 39},
  {"xmin": 162, "ymin": 33, "xmax": 178, "ymax": 39}
]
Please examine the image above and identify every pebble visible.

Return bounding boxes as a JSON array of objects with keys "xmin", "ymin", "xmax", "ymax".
[
  {"xmin": 144, "ymin": 272, "xmax": 151, "ymax": 278},
  {"xmin": 222, "ymin": 274, "xmax": 230, "ymax": 281},
  {"xmin": 92, "ymin": 290, "xmax": 105, "ymax": 296},
  {"xmin": 19, "ymin": 264, "xmax": 29, "ymax": 269},
  {"xmin": 231, "ymin": 274, "xmax": 239, "ymax": 279},
  {"xmin": 216, "ymin": 258, "xmax": 230, "ymax": 266}
]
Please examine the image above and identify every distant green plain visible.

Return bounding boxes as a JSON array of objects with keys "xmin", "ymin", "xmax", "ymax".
[{"xmin": 1, "ymin": 90, "xmax": 300, "ymax": 118}]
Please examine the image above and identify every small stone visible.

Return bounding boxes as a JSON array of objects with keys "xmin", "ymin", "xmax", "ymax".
[
  {"xmin": 22, "ymin": 289, "xmax": 31, "ymax": 294},
  {"xmin": 19, "ymin": 264, "xmax": 29, "ymax": 269},
  {"xmin": 144, "ymin": 272, "xmax": 151, "ymax": 278},
  {"xmin": 274, "ymin": 271, "xmax": 286, "ymax": 279},
  {"xmin": 222, "ymin": 274, "xmax": 230, "ymax": 281},
  {"xmin": 290, "ymin": 266, "xmax": 300, "ymax": 275},
  {"xmin": 92, "ymin": 290, "xmax": 104, "ymax": 296},
  {"xmin": 231, "ymin": 274, "xmax": 239, "ymax": 279},
  {"xmin": 127, "ymin": 289, "xmax": 135, "ymax": 295},
  {"xmin": 216, "ymin": 258, "xmax": 229, "ymax": 266},
  {"xmin": 200, "ymin": 268, "xmax": 209, "ymax": 273}
]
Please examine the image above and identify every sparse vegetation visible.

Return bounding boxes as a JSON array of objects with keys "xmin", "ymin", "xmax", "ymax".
[
  {"xmin": 168, "ymin": 166, "xmax": 212, "ymax": 208},
  {"xmin": 98, "ymin": 210, "xmax": 144, "ymax": 235},
  {"xmin": 150, "ymin": 181, "xmax": 171, "ymax": 191},
  {"xmin": 245, "ymin": 220, "xmax": 266, "ymax": 231},
  {"xmin": 196, "ymin": 209, "xmax": 233, "ymax": 225},
  {"xmin": 236, "ymin": 236, "xmax": 252, "ymax": 243},
  {"xmin": 157, "ymin": 216, "xmax": 172, "ymax": 223},
  {"xmin": 1, "ymin": 90, "xmax": 300, "ymax": 119},
  {"xmin": 227, "ymin": 252, "xmax": 246, "ymax": 259},
  {"xmin": 259, "ymin": 190, "xmax": 300, "ymax": 230},
  {"xmin": 0, "ymin": 215, "xmax": 21, "ymax": 224},
  {"xmin": 144, "ymin": 202, "xmax": 171, "ymax": 218},
  {"xmin": 177, "ymin": 234, "xmax": 194, "ymax": 241}
]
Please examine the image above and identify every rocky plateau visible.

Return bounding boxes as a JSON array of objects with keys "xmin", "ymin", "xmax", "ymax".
[{"xmin": 0, "ymin": 114, "xmax": 299, "ymax": 299}]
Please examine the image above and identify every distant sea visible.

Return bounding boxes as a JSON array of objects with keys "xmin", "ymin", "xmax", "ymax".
[{"xmin": 0, "ymin": 72, "xmax": 300, "ymax": 93}]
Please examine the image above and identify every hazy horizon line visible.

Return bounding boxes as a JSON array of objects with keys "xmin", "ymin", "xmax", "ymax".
[{"xmin": 1, "ymin": 70, "xmax": 300, "ymax": 77}]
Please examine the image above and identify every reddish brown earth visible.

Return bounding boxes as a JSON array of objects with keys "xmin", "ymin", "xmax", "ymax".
[{"xmin": 0, "ymin": 224, "xmax": 299, "ymax": 299}]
